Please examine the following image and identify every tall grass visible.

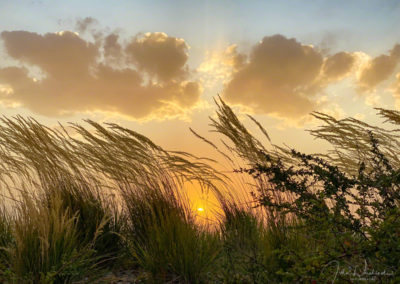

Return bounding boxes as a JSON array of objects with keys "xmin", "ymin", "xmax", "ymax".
[
  {"xmin": 43, "ymin": 178, "xmax": 123, "ymax": 266},
  {"xmin": 121, "ymin": 177, "xmax": 221, "ymax": 283},
  {"xmin": 0, "ymin": 115, "xmax": 224, "ymax": 282},
  {"xmin": 9, "ymin": 191, "xmax": 103, "ymax": 283},
  {"xmin": 309, "ymin": 108, "xmax": 400, "ymax": 174},
  {"xmin": 0, "ymin": 99, "xmax": 399, "ymax": 282},
  {"xmin": 219, "ymin": 202, "xmax": 270, "ymax": 282},
  {"xmin": 0, "ymin": 203, "xmax": 13, "ymax": 281}
]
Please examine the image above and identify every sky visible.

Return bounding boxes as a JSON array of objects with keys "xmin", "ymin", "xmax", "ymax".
[{"xmin": 1, "ymin": 0, "xmax": 400, "ymax": 164}]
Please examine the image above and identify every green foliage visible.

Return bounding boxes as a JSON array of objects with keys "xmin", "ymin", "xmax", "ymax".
[{"xmin": 239, "ymin": 132, "xmax": 400, "ymax": 282}]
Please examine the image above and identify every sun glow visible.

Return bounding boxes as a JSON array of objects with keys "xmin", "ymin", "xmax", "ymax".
[{"xmin": 197, "ymin": 207, "xmax": 204, "ymax": 212}]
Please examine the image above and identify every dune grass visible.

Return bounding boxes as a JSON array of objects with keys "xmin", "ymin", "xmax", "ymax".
[
  {"xmin": 0, "ymin": 99, "xmax": 399, "ymax": 282},
  {"xmin": 0, "ymin": 204, "xmax": 13, "ymax": 282},
  {"xmin": 0, "ymin": 113, "xmax": 227, "ymax": 283},
  {"xmin": 122, "ymin": 180, "xmax": 221, "ymax": 283},
  {"xmin": 9, "ymin": 192, "xmax": 103, "ymax": 283}
]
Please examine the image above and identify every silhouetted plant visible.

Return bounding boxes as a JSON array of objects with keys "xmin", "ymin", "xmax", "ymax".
[
  {"xmin": 240, "ymin": 133, "xmax": 400, "ymax": 282},
  {"xmin": 206, "ymin": 98, "xmax": 400, "ymax": 282}
]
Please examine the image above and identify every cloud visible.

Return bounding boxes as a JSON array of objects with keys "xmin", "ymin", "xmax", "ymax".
[
  {"xmin": 391, "ymin": 73, "xmax": 400, "ymax": 109},
  {"xmin": 103, "ymin": 33, "xmax": 123, "ymax": 65},
  {"xmin": 75, "ymin": 17, "xmax": 98, "ymax": 34},
  {"xmin": 197, "ymin": 44, "xmax": 246, "ymax": 88},
  {"xmin": 357, "ymin": 44, "xmax": 400, "ymax": 92},
  {"xmin": 222, "ymin": 44, "xmax": 247, "ymax": 71},
  {"xmin": 126, "ymin": 32, "xmax": 189, "ymax": 82},
  {"xmin": 222, "ymin": 34, "xmax": 324, "ymax": 119},
  {"xmin": 1, "ymin": 31, "xmax": 98, "ymax": 80},
  {"xmin": 219, "ymin": 35, "xmax": 400, "ymax": 121},
  {"xmin": 322, "ymin": 51, "xmax": 356, "ymax": 82},
  {"xmin": 0, "ymin": 30, "xmax": 202, "ymax": 120}
]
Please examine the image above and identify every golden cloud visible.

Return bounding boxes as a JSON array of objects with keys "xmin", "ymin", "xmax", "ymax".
[
  {"xmin": 322, "ymin": 51, "xmax": 355, "ymax": 82},
  {"xmin": 219, "ymin": 35, "xmax": 400, "ymax": 121},
  {"xmin": 392, "ymin": 73, "xmax": 400, "ymax": 109},
  {"xmin": 126, "ymin": 32, "xmax": 189, "ymax": 82},
  {"xmin": 103, "ymin": 33, "xmax": 123, "ymax": 65},
  {"xmin": 222, "ymin": 34, "xmax": 324, "ymax": 119},
  {"xmin": 357, "ymin": 44, "xmax": 400, "ymax": 92},
  {"xmin": 197, "ymin": 44, "xmax": 246, "ymax": 88},
  {"xmin": 0, "ymin": 30, "xmax": 202, "ymax": 120}
]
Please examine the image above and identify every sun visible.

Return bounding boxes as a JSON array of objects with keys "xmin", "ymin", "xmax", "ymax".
[{"xmin": 197, "ymin": 207, "xmax": 204, "ymax": 212}]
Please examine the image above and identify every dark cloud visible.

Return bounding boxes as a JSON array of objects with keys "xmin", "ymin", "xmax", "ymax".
[
  {"xmin": 0, "ymin": 30, "xmax": 201, "ymax": 120},
  {"xmin": 391, "ymin": 44, "xmax": 400, "ymax": 59},
  {"xmin": 103, "ymin": 33, "xmax": 123, "ymax": 64},
  {"xmin": 75, "ymin": 17, "xmax": 98, "ymax": 34}
]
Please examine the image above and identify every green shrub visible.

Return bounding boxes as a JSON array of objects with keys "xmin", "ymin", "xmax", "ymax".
[{"xmin": 241, "ymin": 134, "xmax": 400, "ymax": 282}]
